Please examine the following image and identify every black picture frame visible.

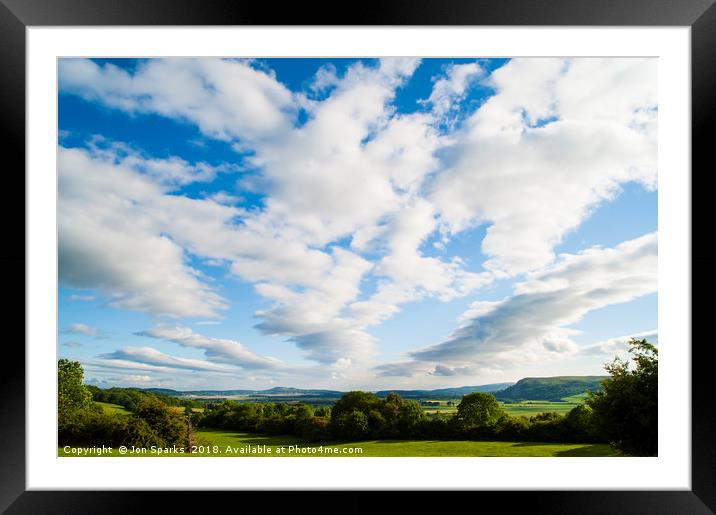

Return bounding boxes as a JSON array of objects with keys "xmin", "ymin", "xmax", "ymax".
[{"xmin": 1, "ymin": 0, "xmax": 713, "ymax": 512}]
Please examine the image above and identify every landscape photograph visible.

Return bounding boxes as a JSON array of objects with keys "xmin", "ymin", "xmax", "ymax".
[{"xmin": 57, "ymin": 57, "xmax": 658, "ymax": 458}]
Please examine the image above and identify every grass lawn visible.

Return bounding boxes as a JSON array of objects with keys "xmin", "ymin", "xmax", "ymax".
[{"xmin": 58, "ymin": 428, "xmax": 618, "ymax": 457}]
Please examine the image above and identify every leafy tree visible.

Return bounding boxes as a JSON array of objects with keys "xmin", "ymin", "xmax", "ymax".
[
  {"xmin": 332, "ymin": 410, "xmax": 370, "ymax": 440},
  {"xmin": 331, "ymin": 391, "xmax": 381, "ymax": 418},
  {"xmin": 367, "ymin": 409, "xmax": 387, "ymax": 436},
  {"xmin": 455, "ymin": 392, "xmax": 504, "ymax": 432},
  {"xmin": 586, "ymin": 338, "xmax": 658, "ymax": 456},
  {"xmin": 392, "ymin": 399, "xmax": 425, "ymax": 437},
  {"xmin": 135, "ymin": 397, "xmax": 188, "ymax": 447},
  {"xmin": 58, "ymin": 359, "xmax": 92, "ymax": 415}
]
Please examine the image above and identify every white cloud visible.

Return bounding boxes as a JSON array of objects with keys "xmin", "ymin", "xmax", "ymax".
[
  {"xmin": 69, "ymin": 294, "xmax": 96, "ymax": 302},
  {"xmin": 83, "ymin": 137, "xmax": 240, "ymax": 188},
  {"xmin": 310, "ymin": 63, "xmax": 340, "ymax": 93},
  {"xmin": 58, "ymin": 145, "xmax": 230, "ymax": 318},
  {"xmin": 581, "ymin": 329, "xmax": 658, "ymax": 357},
  {"xmin": 425, "ymin": 61, "xmax": 484, "ymax": 118},
  {"xmin": 61, "ymin": 323, "xmax": 105, "ymax": 338},
  {"xmin": 59, "ymin": 58, "xmax": 295, "ymax": 143},
  {"xmin": 136, "ymin": 326, "xmax": 284, "ymax": 370},
  {"xmin": 378, "ymin": 232, "xmax": 657, "ymax": 376},
  {"xmin": 100, "ymin": 347, "xmax": 235, "ymax": 372},
  {"xmin": 119, "ymin": 374, "xmax": 153, "ymax": 383},
  {"xmin": 430, "ymin": 58, "xmax": 657, "ymax": 275}
]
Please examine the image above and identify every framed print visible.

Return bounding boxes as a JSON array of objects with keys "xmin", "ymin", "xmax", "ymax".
[{"xmin": 2, "ymin": 0, "xmax": 714, "ymax": 512}]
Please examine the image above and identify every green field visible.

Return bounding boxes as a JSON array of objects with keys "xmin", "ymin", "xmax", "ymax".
[
  {"xmin": 421, "ymin": 396, "xmax": 587, "ymax": 418},
  {"xmin": 561, "ymin": 392, "xmax": 591, "ymax": 403},
  {"xmin": 501, "ymin": 400, "xmax": 579, "ymax": 417},
  {"xmin": 59, "ymin": 428, "xmax": 617, "ymax": 457},
  {"xmin": 95, "ymin": 401, "xmax": 132, "ymax": 415}
]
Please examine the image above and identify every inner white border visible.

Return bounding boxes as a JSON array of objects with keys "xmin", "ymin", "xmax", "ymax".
[{"xmin": 27, "ymin": 27, "xmax": 691, "ymax": 490}]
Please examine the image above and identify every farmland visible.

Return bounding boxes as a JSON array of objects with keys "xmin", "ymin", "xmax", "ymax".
[{"xmin": 419, "ymin": 396, "xmax": 587, "ymax": 418}]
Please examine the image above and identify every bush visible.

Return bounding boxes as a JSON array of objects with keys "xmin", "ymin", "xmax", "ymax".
[
  {"xmin": 495, "ymin": 415, "xmax": 531, "ymax": 440},
  {"xmin": 135, "ymin": 398, "xmax": 188, "ymax": 447},
  {"xmin": 301, "ymin": 416, "xmax": 332, "ymax": 442},
  {"xmin": 59, "ymin": 410, "xmax": 124, "ymax": 447},
  {"xmin": 526, "ymin": 412, "xmax": 567, "ymax": 442},
  {"xmin": 563, "ymin": 405, "xmax": 596, "ymax": 442},
  {"xmin": 123, "ymin": 417, "xmax": 165, "ymax": 448}
]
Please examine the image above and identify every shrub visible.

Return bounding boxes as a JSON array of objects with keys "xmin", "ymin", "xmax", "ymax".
[{"xmin": 301, "ymin": 416, "xmax": 332, "ymax": 442}]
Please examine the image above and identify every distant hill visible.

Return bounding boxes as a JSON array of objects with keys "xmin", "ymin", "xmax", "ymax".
[
  {"xmin": 374, "ymin": 383, "xmax": 514, "ymax": 399},
  {"xmin": 249, "ymin": 387, "xmax": 344, "ymax": 397},
  {"xmin": 142, "ymin": 387, "xmax": 344, "ymax": 398},
  {"xmin": 139, "ymin": 384, "xmax": 514, "ymax": 399},
  {"xmin": 493, "ymin": 376, "xmax": 608, "ymax": 402},
  {"xmin": 137, "ymin": 377, "xmax": 606, "ymax": 402}
]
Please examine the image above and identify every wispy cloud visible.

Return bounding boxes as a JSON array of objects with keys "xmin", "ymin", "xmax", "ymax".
[
  {"xmin": 378, "ymin": 233, "xmax": 657, "ymax": 377},
  {"xmin": 580, "ymin": 329, "xmax": 658, "ymax": 357},
  {"xmin": 136, "ymin": 326, "xmax": 284, "ymax": 370},
  {"xmin": 69, "ymin": 294, "xmax": 96, "ymax": 302},
  {"xmin": 61, "ymin": 323, "xmax": 107, "ymax": 339}
]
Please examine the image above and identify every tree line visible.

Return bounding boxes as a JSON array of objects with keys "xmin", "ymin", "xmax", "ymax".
[
  {"xmin": 192, "ymin": 389, "xmax": 596, "ymax": 444},
  {"xmin": 58, "ymin": 338, "xmax": 657, "ymax": 456},
  {"xmin": 87, "ymin": 385, "xmax": 201, "ymax": 412}
]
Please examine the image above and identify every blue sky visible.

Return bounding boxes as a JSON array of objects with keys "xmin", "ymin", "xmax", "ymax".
[{"xmin": 57, "ymin": 57, "xmax": 657, "ymax": 390}]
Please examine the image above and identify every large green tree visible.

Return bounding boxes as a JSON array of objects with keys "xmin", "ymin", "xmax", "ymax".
[
  {"xmin": 58, "ymin": 359, "xmax": 92, "ymax": 415},
  {"xmin": 455, "ymin": 392, "xmax": 504, "ymax": 432},
  {"xmin": 586, "ymin": 338, "xmax": 658, "ymax": 456}
]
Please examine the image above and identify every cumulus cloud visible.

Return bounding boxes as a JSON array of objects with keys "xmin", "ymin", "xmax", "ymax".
[
  {"xmin": 59, "ymin": 58, "xmax": 295, "ymax": 142},
  {"xmin": 378, "ymin": 233, "xmax": 657, "ymax": 376},
  {"xmin": 58, "ymin": 145, "xmax": 233, "ymax": 318},
  {"xmin": 425, "ymin": 61, "xmax": 484, "ymax": 118},
  {"xmin": 430, "ymin": 58, "xmax": 657, "ymax": 275}
]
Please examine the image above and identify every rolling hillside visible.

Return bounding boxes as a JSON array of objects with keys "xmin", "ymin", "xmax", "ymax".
[{"xmin": 494, "ymin": 376, "xmax": 608, "ymax": 402}]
